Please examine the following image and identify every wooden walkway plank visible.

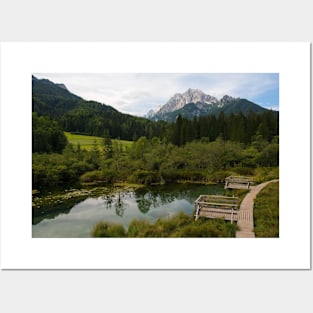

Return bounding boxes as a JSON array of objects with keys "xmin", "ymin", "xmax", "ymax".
[{"xmin": 235, "ymin": 179, "xmax": 279, "ymax": 238}]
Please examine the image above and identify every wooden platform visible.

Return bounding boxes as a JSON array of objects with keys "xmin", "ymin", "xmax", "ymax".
[
  {"xmin": 194, "ymin": 195, "xmax": 239, "ymax": 223},
  {"xmin": 224, "ymin": 176, "xmax": 254, "ymax": 190}
]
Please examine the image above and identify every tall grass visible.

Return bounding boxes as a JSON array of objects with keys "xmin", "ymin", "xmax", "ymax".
[
  {"xmin": 93, "ymin": 212, "xmax": 238, "ymax": 238},
  {"xmin": 253, "ymin": 181, "xmax": 279, "ymax": 237},
  {"xmin": 92, "ymin": 222, "xmax": 127, "ymax": 237},
  {"xmin": 253, "ymin": 167, "xmax": 279, "ymax": 183}
]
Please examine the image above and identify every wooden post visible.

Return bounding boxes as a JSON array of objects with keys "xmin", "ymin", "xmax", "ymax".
[
  {"xmin": 230, "ymin": 207, "xmax": 233, "ymax": 224},
  {"xmin": 195, "ymin": 203, "xmax": 200, "ymax": 221}
]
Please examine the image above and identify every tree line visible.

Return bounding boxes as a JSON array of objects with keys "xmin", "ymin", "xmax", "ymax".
[
  {"xmin": 170, "ymin": 110, "xmax": 278, "ymax": 146},
  {"xmin": 33, "ymin": 109, "xmax": 278, "ymax": 154}
]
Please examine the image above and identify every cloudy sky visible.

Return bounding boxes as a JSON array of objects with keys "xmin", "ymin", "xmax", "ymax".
[{"xmin": 34, "ymin": 73, "xmax": 279, "ymax": 116}]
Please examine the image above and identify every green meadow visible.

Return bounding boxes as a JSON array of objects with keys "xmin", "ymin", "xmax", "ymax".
[{"xmin": 64, "ymin": 132, "xmax": 133, "ymax": 150}]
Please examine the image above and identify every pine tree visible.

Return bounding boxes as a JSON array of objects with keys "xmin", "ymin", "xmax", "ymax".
[{"xmin": 103, "ymin": 129, "xmax": 113, "ymax": 159}]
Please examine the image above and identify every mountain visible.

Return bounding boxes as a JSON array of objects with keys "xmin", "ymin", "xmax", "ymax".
[
  {"xmin": 32, "ymin": 75, "xmax": 82, "ymax": 118},
  {"xmin": 157, "ymin": 88, "xmax": 219, "ymax": 114},
  {"xmin": 148, "ymin": 89, "xmax": 268, "ymax": 122},
  {"xmin": 32, "ymin": 76, "xmax": 163, "ymax": 140}
]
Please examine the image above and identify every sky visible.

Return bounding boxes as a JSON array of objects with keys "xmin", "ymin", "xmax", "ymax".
[{"xmin": 34, "ymin": 73, "xmax": 279, "ymax": 116}]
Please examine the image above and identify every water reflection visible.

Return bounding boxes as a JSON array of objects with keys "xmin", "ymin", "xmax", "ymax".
[
  {"xmin": 32, "ymin": 195, "xmax": 88, "ymax": 225},
  {"xmin": 32, "ymin": 184, "xmax": 225, "ymax": 237},
  {"xmin": 114, "ymin": 192, "xmax": 127, "ymax": 217},
  {"xmin": 133, "ymin": 185, "xmax": 201, "ymax": 213},
  {"xmin": 101, "ymin": 191, "xmax": 128, "ymax": 216},
  {"xmin": 136, "ymin": 197, "xmax": 152, "ymax": 214}
]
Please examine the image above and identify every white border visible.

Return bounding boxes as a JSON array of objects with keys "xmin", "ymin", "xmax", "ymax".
[{"xmin": 0, "ymin": 42, "xmax": 310, "ymax": 269}]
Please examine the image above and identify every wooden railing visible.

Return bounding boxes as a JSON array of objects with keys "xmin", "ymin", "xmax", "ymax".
[
  {"xmin": 194, "ymin": 195, "xmax": 239, "ymax": 223},
  {"xmin": 224, "ymin": 176, "xmax": 254, "ymax": 189}
]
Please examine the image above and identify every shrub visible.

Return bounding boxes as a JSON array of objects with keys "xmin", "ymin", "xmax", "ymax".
[
  {"xmin": 80, "ymin": 170, "xmax": 104, "ymax": 182},
  {"xmin": 208, "ymin": 170, "xmax": 231, "ymax": 183},
  {"xmin": 254, "ymin": 167, "xmax": 279, "ymax": 183},
  {"xmin": 233, "ymin": 166, "xmax": 254, "ymax": 176},
  {"xmin": 127, "ymin": 170, "xmax": 158, "ymax": 185},
  {"xmin": 256, "ymin": 143, "xmax": 279, "ymax": 167},
  {"xmin": 79, "ymin": 168, "xmax": 115, "ymax": 183}
]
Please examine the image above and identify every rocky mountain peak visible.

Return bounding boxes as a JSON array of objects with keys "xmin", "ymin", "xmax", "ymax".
[
  {"xmin": 155, "ymin": 88, "xmax": 218, "ymax": 115},
  {"xmin": 147, "ymin": 89, "xmax": 267, "ymax": 122}
]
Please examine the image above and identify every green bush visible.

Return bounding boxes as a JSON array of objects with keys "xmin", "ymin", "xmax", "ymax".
[
  {"xmin": 256, "ymin": 143, "xmax": 279, "ymax": 167},
  {"xmin": 80, "ymin": 170, "xmax": 104, "ymax": 182},
  {"xmin": 233, "ymin": 167, "xmax": 254, "ymax": 176},
  {"xmin": 254, "ymin": 167, "xmax": 279, "ymax": 183},
  {"xmin": 127, "ymin": 170, "xmax": 159, "ymax": 185},
  {"xmin": 208, "ymin": 170, "xmax": 231, "ymax": 183}
]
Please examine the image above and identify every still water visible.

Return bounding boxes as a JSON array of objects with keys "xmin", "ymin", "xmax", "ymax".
[{"xmin": 32, "ymin": 184, "xmax": 225, "ymax": 238}]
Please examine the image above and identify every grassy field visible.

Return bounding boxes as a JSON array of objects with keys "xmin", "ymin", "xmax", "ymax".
[
  {"xmin": 253, "ymin": 181, "xmax": 279, "ymax": 237},
  {"xmin": 64, "ymin": 132, "xmax": 133, "ymax": 150}
]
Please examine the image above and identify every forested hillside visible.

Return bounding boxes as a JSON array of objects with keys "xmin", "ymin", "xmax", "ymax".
[{"xmin": 32, "ymin": 76, "xmax": 166, "ymax": 140}]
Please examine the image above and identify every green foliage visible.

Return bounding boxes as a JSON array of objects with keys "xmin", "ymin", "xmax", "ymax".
[
  {"xmin": 254, "ymin": 182, "xmax": 279, "ymax": 237},
  {"xmin": 128, "ymin": 170, "xmax": 159, "ymax": 185},
  {"xmin": 64, "ymin": 131, "xmax": 133, "ymax": 152},
  {"xmin": 33, "ymin": 77, "xmax": 166, "ymax": 141},
  {"xmin": 79, "ymin": 170, "xmax": 105, "ymax": 183},
  {"xmin": 103, "ymin": 129, "xmax": 113, "ymax": 159},
  {"xmin": 127, "ymin": 219, "xmax": 153, "ymax": 237},
  {"xmin": 255, "ymin": 143, "xmax": 279, "ymax": 166},
  {"xmin": 32, "ymin": 112, "xmax": 68, "ymax": 153},
  {"xmin": 92, "ymin": 222, "xmax": 126, "ymax": 237},
  {"xmin": 80, "ymin": 168, "xmax": 116, "ymax": 183},
  {"xmin": 95, "ymin": 212, "xmax": 238, "ymax": 238},
  {"xmin": 33, "ymin": 132, "xmax": 279, "ymax": 190},
  {"xmin": 169, "ymin": 110, "xmax": 278, "ymax": 147},
  {"xmin": 32, "ymin": 145, "xmax": 96, "ymax": 189},
  {"xmin": 32, "ymin": 76, "xmax": 81, "ymax": 118},
  {"xmin": 254, "ymin": 167, "xmax": 279, "ymax": 183}
]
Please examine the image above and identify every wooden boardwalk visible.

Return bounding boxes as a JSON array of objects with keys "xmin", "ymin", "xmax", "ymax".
[
  {"xmin": 236, "ymin": 179, "xmax": 279, "ymax": 238},
  {"xmin": 224, "ymin": 176, "xmax": 254, "ymax": 190}
]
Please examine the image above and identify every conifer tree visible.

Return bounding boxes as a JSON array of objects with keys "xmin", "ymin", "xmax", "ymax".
[{"xmin": 103, "ymin": 129, "xmax": 113, "ymax": 159}]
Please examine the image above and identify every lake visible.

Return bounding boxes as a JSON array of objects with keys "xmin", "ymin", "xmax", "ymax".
[{"xmin": 32, "ymin": 184, "xmax": 225, "ymax": 238}]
